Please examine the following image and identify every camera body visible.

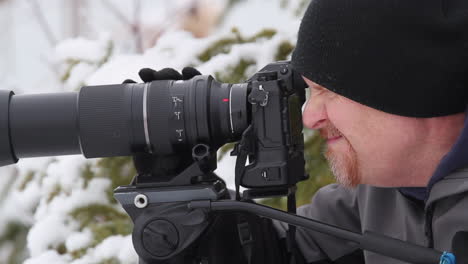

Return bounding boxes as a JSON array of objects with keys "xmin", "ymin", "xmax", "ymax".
[{"xmin": 239, "ymin": 61, "xmax": 308, "ymax": 189}]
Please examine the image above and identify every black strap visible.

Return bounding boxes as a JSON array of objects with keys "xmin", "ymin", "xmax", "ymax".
[
  {"xmin": 287, "ymin": 188, "xmax": 306, "ymax": 264},
  {"xmin": 235, "ymin": 150, "xmax": 248, "ymax": 201},
  {"xmin": 233, "ymin": 125, "xmax": 255, "ymax": 262},
  {"xmin": 237, "ymin": 215, "xmax": 254, "ymax": 264},
  {"xmin": 234, "ymin": 125, "xmax": 253, "ymax": 201}
]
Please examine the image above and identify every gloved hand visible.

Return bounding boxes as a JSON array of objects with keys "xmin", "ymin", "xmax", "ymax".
[
  {"xmin": 123, "ymin": 67, "xmax": 201, "ymax": 84},
  {"xmin": 123, "ymin": 67, "xmax": 202, "ymax": 177}
]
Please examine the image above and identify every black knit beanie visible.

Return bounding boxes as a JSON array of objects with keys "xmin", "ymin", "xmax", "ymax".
[{"xmin": 292, "ymin": 0, "xmax": 468, "ymax": 117}]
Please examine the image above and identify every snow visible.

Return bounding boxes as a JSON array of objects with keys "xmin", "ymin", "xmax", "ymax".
[
  {"xmin": 53, "ymin": 36, "xmax": 111, "ymax": 63},
  {"xmin": 85, "ymin": 55, "xmax": 144, "ymax": 85},
  {"xmin": 69, "ymin": 235, "xmax": 137, "ymax": 264},
  {"xmin": 0, "ymin": 159, "xmax": 53, "ymax": 235},
  {"xmin": 0, "ymin": 180, "xmax": 40, "ymax": 232},
  {"xmin": 36, "ymin": 177, "xmax": 111, "ymax": 219},
  {"xmin": 65, "ymin": 229, "xmax": 92, "ymax": 252},
  {"xmin": 198, "ymin": 32, "xmax": 296, "ymax": 76},
  {"xmin": 23, "ymin": 250, "xmax": 69, "ymax": 264},
  {"xmin": 27, "ymin": 215, "xmax": 77, "ymax": 257},
  {"xmin": 0, "ymin": 242, "xmax": 15, "ymax": 263}
]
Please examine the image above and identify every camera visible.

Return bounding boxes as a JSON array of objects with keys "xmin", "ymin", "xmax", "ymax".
[
  {"xmin": 0, "ymin": 61, "xmax": 308, "ymax": 263},
  {"xmin": 0, "ymin": 61, "xmax": 307, "ymax": 189},
  {"xmin": 1, "ymin": 61, "xmax": 448, "ymax": 264}
]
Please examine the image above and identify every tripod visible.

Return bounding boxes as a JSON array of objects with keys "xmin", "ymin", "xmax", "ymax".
[{"xmin": 114, "ymin": 146, "xmax": 455, "ymax": 264}]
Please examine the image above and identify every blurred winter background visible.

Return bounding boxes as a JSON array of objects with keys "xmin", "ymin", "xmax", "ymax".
[{"xmin": 0, "ymin": 0, "xmax": 335, "ymax": 263}]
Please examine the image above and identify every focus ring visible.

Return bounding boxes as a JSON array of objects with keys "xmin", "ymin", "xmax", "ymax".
[{"xmin": 147, "ymin": 81, "xmax": 173, "ymax": 154}]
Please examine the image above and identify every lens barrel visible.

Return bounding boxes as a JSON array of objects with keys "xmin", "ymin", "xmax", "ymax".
[
  {"xmin": 10, "ymin": 92, "xmax": 81, "ymax": 158},
  {"xmin": 0, "ymin": 76, "xmax": 249, "ymax": 166}
]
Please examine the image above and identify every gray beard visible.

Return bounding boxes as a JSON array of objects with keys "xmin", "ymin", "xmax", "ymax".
[{"xmin": 324, "ymin": 141, "xmax": 360, "ymax": 188}]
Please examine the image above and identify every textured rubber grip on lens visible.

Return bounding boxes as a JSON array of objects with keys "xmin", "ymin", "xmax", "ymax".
[{"xmin": 78, "ymin": 84, "xmax": 133, "ymax": 158}]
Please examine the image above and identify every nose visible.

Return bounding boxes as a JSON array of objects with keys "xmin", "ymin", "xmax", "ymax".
[{"xmin": 302, "ymin": 89, "xmax": 328, "ymax": 130}]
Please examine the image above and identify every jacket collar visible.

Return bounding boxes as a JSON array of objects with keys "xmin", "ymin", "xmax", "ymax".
[
  {"xmin": 425, "ymin": 168, "xmax": 468, "ymax": 210},
  {"xmin": 399, "ymin": 106, "xmax": 468, "ymax": 204}
]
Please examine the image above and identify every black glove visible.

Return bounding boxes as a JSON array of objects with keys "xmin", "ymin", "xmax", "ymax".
[
  {"xmin": 123, "ymin": 67, "xmax": 202, "ymax": 177},
  {"xmin": 123, "ymin": 67, "xmax": 201, "ymax": 84}
]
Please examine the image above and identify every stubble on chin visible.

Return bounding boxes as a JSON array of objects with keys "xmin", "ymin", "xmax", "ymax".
[{"xmin": 320, "ymin": 124, "xmax": 361, "ymax": 188}]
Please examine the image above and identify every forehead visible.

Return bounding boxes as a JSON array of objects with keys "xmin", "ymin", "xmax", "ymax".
[
  {"xmin": 300, "ymin": 77, "xmax": 441, "ymax": 132},
  {"xmin": 302, "ymin": 77, "xmax": 332, "ymax": 95},
  {"xmin": 302, "ymin": 76, "xmax": 337, "ymax": 98},
  {"xmin": 302, "ymin": 76, "xmax": 380, "ymax": 116}
]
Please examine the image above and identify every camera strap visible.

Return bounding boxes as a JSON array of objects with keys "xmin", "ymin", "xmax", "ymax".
[
  {"xmin": 233, "ymin": 125, "xmax": 257, "ymax": 263},
  {"xmin": 237, "ymin": 214, "xmax": 254, "ymax": 264},
  {"xmin": 286, "ymin": 192, "xmax": 305, "ymax": 264},
  {"xmin": 234, "ymin": 125, "xmax": 254, "ymax": 201},
  {"xmin": 233, "ymin": 124, "xmax": 304, "ymax": 263}
]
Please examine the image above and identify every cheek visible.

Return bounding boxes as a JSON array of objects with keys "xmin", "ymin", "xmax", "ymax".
[
  {"xmin": 330, "ymin": 101, "xmax": 422, "ymax": 165},
  {"xmin": 326, "ymin": 99, "xmax": 386, "ymax": 157},
  {"xmin": 326, "ymin": 99, "xmax": 366, "ymax": 138}
]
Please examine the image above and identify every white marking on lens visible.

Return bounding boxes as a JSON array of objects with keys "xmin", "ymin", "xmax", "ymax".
[{"xmin": 143, "ymin": 83, "xmax": 152, "ymax": 153}]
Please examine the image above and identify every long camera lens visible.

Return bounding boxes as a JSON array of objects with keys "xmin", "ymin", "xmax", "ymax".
[{"xmin": 0, "ymin": 75, "xmax": 249, "ymax": 166}]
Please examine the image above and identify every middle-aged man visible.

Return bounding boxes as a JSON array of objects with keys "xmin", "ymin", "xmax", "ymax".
[{"xmin": 275, "ymin": 0, "xmax": 468, "ymax": 263}]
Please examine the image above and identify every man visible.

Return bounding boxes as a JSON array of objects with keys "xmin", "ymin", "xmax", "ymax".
[
  {"xmin": 128, "ymin": 0, "xmax": 468, "ymax": 262},
  {"xmin": 278, "ymin": 0, "xmax": 468, "ymax": 263}
]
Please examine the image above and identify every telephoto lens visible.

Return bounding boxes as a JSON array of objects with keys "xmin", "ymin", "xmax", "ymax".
[{"xmin": 0, "ymin": 75, "xmax": 249, "ymax": 166}]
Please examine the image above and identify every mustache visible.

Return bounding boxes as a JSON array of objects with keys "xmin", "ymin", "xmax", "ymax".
[{"xmin": 319, "ymin": 123, "xmax": 342, "ymax": 139}]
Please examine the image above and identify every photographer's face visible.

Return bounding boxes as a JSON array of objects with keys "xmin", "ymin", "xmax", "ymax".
[{"xmin": 302, "ymin": 78, "xmax": 433, "ymax": 187}]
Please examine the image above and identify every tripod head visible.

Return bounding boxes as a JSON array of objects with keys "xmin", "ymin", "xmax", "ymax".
[{"xmin": 114, "ymin": 145, "xmax": 228, "ymax": 263}]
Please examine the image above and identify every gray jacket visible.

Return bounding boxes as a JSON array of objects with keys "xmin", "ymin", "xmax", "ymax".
[
  {"xmin": 277, "ymin": 171, "xmax": 468, "ymax": 263},
  {"xmin": 276, "ymin": 111, "xmax": 468, "ymax": 263}
]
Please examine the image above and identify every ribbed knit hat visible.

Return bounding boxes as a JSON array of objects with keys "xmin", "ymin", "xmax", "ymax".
[{"xmin": 292, "ymin": 0, "xmax": 468, "ymax": 117}]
